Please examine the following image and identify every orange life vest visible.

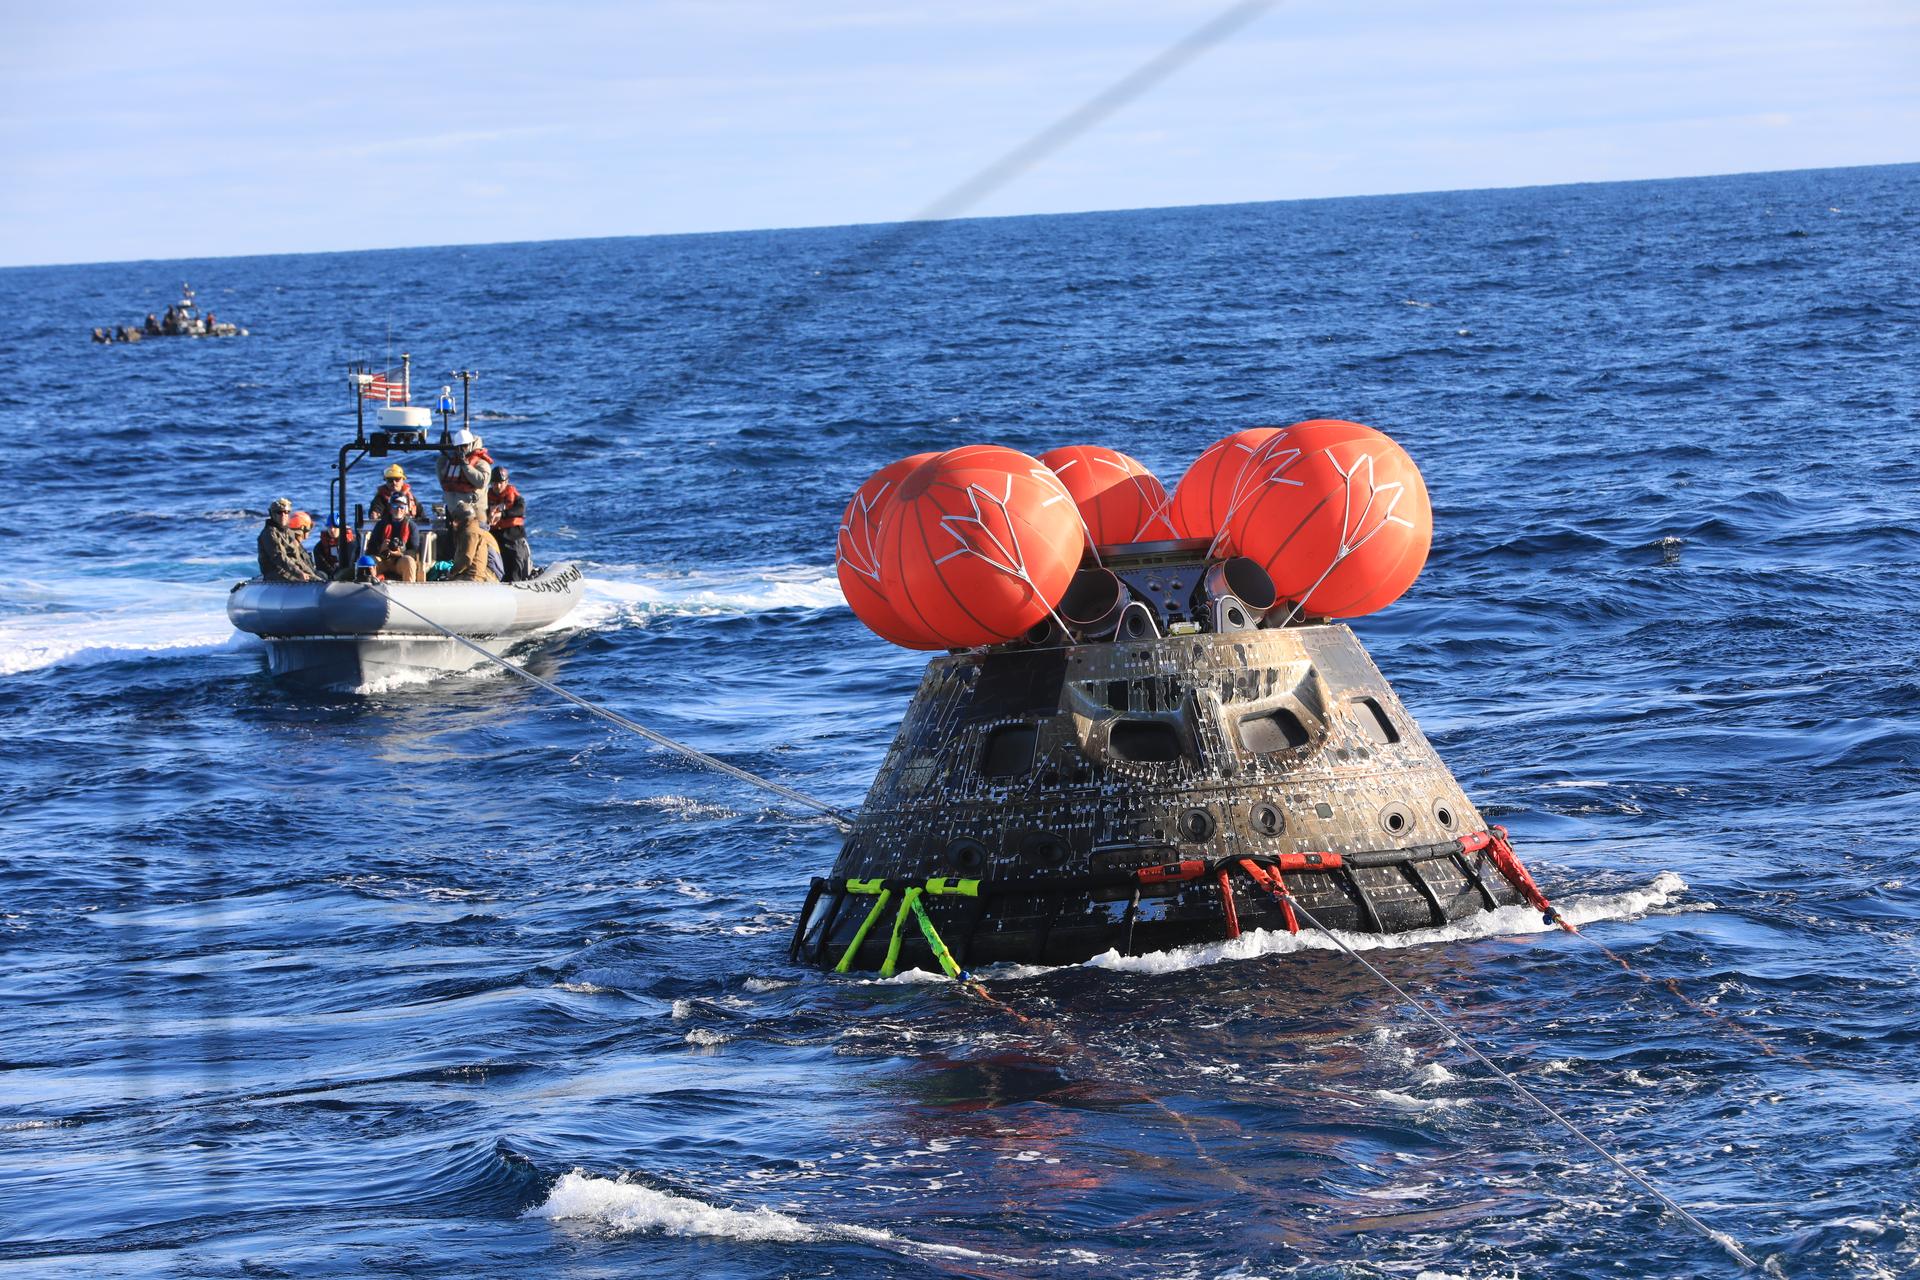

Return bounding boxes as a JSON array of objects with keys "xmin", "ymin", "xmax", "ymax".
[
  {"xmin": 374, "ymin": 480, "xmax": 414, "ymax": 513},
  {"xmin": 439, "ymin": 447, "xmax": 493, "ymax": 496},
  {"xmin": 489, "ymin": 482, "xmax": 524, "ymax": 528}
]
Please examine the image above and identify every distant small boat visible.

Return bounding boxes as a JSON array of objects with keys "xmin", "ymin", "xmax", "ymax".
[{"xmin": 92, "ymin": 282, "xmax": 246, "ymax": 344}]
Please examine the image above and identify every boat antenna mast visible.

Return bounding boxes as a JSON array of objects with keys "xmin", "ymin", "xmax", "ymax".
[{"xmin": 451, "ymin": 369, "xmax": 479, "ymax": 437}]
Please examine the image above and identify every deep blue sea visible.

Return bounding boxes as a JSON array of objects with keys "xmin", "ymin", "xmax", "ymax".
[{"xmin": 3, "ymin": 164, "xmax": 1918, "ymax": 1279}]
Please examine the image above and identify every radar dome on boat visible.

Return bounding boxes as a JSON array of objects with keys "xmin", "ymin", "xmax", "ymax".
[
  {"xmin": 377, "ymin": 405, "xmax": 433, "ymax": 431},
  {"xmin": 1038, "ymin": 445, "xmax": 1176, "ymax": 546},
  {"xmin": 877, "ymin": 445, "xmax": 1082, "ymax": 648},
  {"xmin": 1228, "ymin": 421, "xmax": 1431, "ymax": 618}
]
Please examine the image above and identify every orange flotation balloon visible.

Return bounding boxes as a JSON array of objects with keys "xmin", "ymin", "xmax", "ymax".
[
  {"xmin": 836, "ymin": 452, "xmax": 945, "ymax": 648},
  {"xmin": 878, "ymin": 445, "xmax": 1084, "ymax": 647},
  {"xmin": 1226, "ymin": 422, "xmax": 1431, "ymax": 619},
  {"xmin": 1167, "ymin": 427, "xmax": 1281, "ymax": 550},
  {"xmin": 1038, "ymin": 445, "xmax": 1176, "ymax": 546}
]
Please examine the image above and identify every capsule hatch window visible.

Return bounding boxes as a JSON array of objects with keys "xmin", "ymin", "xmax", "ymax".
[
  {"xmin": 981, "ymin": 723, "xmax": 1040, "ymax": 778},
  {"xmin": 1109, "ymin": 720, "xmax": 1184, "ymax": 763},
  {"xmin": 1350, "ymin": 696, "xmax": 1401, "ymax": 745},
  {"xmin": 1238, "ymin": 708, "xmax": 1311, "ymax": 754}
]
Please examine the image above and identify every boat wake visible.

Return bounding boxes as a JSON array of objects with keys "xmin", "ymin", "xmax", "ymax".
[
  {"xmin": 561, "ymin": 563, "xmax": 842, "ymax": 632},
  {"xmin": 0, "ymin": 564, "xmax": 844, "ymax": 678},
  {"xmin": 0, "ymin": 577, "xmax": 261, "ymax": 676},
  {"xmin": 528, "ymin": 1169, "xmax": 1017, "ymax": 1264}
]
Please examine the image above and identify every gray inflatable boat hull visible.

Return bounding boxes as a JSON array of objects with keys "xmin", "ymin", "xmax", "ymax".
[{"xmin": 227, "ymin": 562, "xmax": 584, "ymax": 688}]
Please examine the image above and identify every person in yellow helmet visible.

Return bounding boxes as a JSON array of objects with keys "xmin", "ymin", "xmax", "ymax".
[{"xmin": 370, "ymin": 463, "xmax": 415, "ymax": 523}]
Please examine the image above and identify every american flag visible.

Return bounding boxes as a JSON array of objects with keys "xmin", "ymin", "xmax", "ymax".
[{"xmin": 362, "ymin": 371, "xmax": 406, "ymax": 404}]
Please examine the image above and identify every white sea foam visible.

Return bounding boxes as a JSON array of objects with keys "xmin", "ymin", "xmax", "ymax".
[
  {"xmin": 529, "ymin": 1170, "xmax": 1012, "ymax": 1261},
  {"xmin": 620, "ymin": 795, "xmax": 741, "ymax": 822},
  {"xmin": 348, "ymin": 664, "xmax": 466, "ymax": 696},
  {"xmin": 557, "ymin": 564, "xmax": 843, "ymax": 633},
  {"xmin": 0, "ymin": 576, "xmax": 261, "ymax": 676},
  {"xmin": 979, "ymin": 873, "xmax": 1692, "ymax": 981},
  {"xmin": 1372, "ymin": 1088, "xmax": 1464, "ymax": 1111}
]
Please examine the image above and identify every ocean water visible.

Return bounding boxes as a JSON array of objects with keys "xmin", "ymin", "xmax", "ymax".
[{"xmin": 2, "ymin": 163, "xmax": 1917, "ymax": 1278}]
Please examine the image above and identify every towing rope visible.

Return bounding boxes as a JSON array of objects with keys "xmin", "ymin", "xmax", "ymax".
[
  {"xmin": 364, "ymin": 585, "xmax": 857, "ymax": 828},
  {"xmin": 1254, "ymin": 878, "xmax": 1766, "ymax": 1273},
  {"xmin": 821, "ymin": 844, "xmax": 1768, "ymax": 1273}
]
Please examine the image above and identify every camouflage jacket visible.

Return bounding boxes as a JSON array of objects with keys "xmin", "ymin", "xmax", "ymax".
[{"xmin": 257, "ymin": 522, "xmax": 316, "ymax": 582}]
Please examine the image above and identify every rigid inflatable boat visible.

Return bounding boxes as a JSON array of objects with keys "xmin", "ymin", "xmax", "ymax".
[
  {"xmin": 228, "ymin": 357, "xmax": 584, "ymax": 689},
  {"xmin": 228, "ymin": 563, "xmax": 584, "ymax": 688}
]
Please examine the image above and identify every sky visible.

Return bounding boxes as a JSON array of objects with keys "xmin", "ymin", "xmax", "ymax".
[{"xmin": 0, "ymin": 0, "xmax": 1914, "ymax": 268}]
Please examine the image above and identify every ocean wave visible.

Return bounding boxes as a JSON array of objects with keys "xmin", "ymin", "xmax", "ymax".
[
  {"xmin": 528, "ymin": 1170, "xmax": 1013, "ymax": 1262},
  {"xmin": 0, "ymin": 577, "xmax": 262, "ymax": 676}
]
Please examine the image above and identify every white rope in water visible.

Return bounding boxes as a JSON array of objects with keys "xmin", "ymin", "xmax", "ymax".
[
  {"xmin": 365, "ymin": 585, "xmax": 857, "ymax": 828},
  {"xmin": 1279, "ymin": 892, "xmax": 1764, "ymax": 1273}
]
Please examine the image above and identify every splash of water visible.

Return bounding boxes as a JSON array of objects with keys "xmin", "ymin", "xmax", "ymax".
[
  {"xmin": 974, "ymin": 873, "xmax": 1694, "ymax": 980},
  {"xmin": 528, "ymin": 1170, "xmax": 1015, "ymax": 1263}
]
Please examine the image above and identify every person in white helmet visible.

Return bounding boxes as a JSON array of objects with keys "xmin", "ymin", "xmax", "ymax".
[{"xmin": 438, "ymin": 428, "xmax": 493, "ymax": 527}]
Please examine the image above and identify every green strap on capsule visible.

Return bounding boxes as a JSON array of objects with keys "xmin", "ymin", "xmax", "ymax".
[
  {"xmin": 833, "ymin": 885, "xmax": 892, "ymax": 974},
  {"xmin": 908, "ymin": 894, "xmax": 964, "ymax": 979},
  {"xmin": 879, "ymin": 886, "xmax": 924, "ymax": 978},
  {"xmin": 834, "ymin": 877, "xmax": 974, "ymax": 979}
]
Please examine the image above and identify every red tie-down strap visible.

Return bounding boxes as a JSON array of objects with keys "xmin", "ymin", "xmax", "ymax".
[
  {"xmin": 1238, "ymin": 853, "xmax": 1346, "ymax": 935},
  {"xmin": 1460, "ymin": 827, "xmax": 1577, "ymax": 933},
  {"xmin": 1236, "ymin": 858, "xmax": 1297, "ymax": 933},
  {"xmin": 1136, "ymin": 859, "xmax": 1208, "ymax": 885},
  {"xmin": 1216, "ymin": 868, "xmax": 1242, "ymax": 939}
]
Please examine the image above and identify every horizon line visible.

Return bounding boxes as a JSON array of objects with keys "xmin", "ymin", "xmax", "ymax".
[{"xmin": 5, "ymin": 157, "xmax": 1912, "ymax": 274}]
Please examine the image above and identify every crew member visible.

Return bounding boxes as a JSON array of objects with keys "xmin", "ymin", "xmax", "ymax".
[
  {"xmin": 312, "ymin": 518, "xmax": 356, "ymax": 579},
  {"xmin": 289, "ymin": 511, "xmax": 315, "ymax": 571},
  {"xmin": 367, "ymin": 508, "xmax": 419, "ymax": 583},
  {"xmin": 447, "ymin": 501, "xmax": 501, "ymax": 583},
  {"xmin": 258, "ymin": 498, "xmax": 320, "ymax": 583},
  {"xmin": 370, "ymin": 464, "xmax": 414, "ymax": 523},
  {"xmin": 487, "ymin": 467, "xmax": 531, "ymax": 583},
  {"xmin": 438, "ymin": 429, "xmax": 492, "ymax": 526}
]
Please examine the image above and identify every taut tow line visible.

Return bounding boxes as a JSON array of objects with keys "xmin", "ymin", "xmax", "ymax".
[
  {"xmin": 1243, "ymin": 875, "xmax": 1768, "ymax": 1274},
  {"xmin": 365, "ymin": 585, "xmax": 857, "ymax": 829}
]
